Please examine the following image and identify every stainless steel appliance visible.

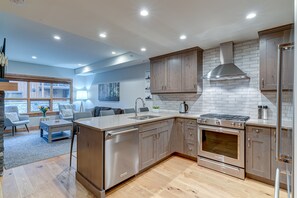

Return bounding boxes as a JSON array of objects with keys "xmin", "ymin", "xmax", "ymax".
[
  {"xmin": 197, "ymin": 113, "xmax": 249, "ymax": 179},
  {"xmin": 274, "ymin": 43, "xmax": 294, "ymax": 198},
  {"xmin": 179, "ymin": 101, "xmax": 189, "ymax": 113},
  {"xmin": 105, "ymin": 127, "xmax": 139, "ymax": 189}
]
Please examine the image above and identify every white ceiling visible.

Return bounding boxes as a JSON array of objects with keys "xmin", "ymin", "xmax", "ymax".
[{"xmin": 0, "ymin": 0, "xmax": 294, "ymax": 70}]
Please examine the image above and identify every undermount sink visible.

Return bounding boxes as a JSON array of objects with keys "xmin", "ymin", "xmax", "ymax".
[{"xmin": 129, "ymin": 115, "xmax": 160, "ymax": 120}]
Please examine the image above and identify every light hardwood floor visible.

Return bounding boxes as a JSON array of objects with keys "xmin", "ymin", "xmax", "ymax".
[{"xmin": 1, "ymin": 154, "xmax": 287, "ymax": 198}]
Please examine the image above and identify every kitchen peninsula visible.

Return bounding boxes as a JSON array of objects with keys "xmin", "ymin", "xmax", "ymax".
[{"xmin": 74, "ymin": 112, "xmax": 199, "ymax": 197}]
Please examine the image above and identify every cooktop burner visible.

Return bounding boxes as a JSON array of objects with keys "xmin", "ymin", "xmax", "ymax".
[{"xmin": 200, "ymin": 113, "xmax": 250, "ymax": 121}]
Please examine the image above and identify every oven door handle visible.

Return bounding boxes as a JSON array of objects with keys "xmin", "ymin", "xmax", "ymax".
[{"xmin": 198, "ymin": 125, "xmax": 242, "ymax": 135}]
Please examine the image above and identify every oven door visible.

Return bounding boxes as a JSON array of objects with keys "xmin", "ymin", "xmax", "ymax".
[{"xmin": 198, "ymin": 125, "xmax": 244, "ymax": 168}]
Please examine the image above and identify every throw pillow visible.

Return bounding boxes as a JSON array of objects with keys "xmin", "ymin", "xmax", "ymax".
[
  {"xmin": 5, "ymin": 112, "xmax": 20, "ymax": 122},
  {"xmin": 61, "ymin": 109, "xmax": 73, "ymax": 117}
]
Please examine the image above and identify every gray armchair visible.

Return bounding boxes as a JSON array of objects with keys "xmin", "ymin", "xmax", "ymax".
[
  {"xmin": 4, "ymin": 106, "xmax": 30, "ymax": 136},
  {"xmin": 58, "ymin": 104, "xmax": 76, "ymax": 121}
]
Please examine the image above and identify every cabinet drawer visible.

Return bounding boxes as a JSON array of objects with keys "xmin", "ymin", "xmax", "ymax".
[
  {"xmin": 247, "ymin": 126, "xmax": 270, "ymax": 137},
  {"xmin": 184, "ymin": 141, "xmax": 197, "ymax": 158},
  {"xmin": 185, "ymin": 119, "xmax": 197, "ymax": 127},
  {"xmin": 184, "ymin": 126, "xmax": 197, "ymax": 142},
  {"xmin": 139, "ymin": 120, "xmax": 169, "ymax": 132}
]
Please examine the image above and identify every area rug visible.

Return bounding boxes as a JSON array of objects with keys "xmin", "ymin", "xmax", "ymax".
[{"xmin": 4, "ymin": 131, "xmax": 76, "ymax": 169}]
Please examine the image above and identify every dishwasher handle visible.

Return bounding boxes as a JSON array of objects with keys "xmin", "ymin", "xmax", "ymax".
[{"xmin": 106, "ymin": 128, "xmax": 138, "ymax": 138}]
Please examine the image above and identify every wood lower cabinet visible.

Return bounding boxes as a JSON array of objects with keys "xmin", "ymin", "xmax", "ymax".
[
  {"xmin": 139, "ymin": 119, "xmax": 173, "ymax": 170},
  {"xmin": 246, "ymin": 126, "xmax": 271, "ymax": 179},
  {"xmin": 172, "ymin": 118, "xmax": 197, "ymax": 158},
  {"xmin": 150, "ymin": 47, "xmax": 203, "ymax": 94},
  {"xmin": 259, "ymin": 24, "xmax": 294, "ymax": 91},
  {"xmin": 271, "ymin": 129, "xmax": 293, "ymax": 184},
  {"xmin": 246, "ymin": 125, "xmax": 293, "ymax": 186},
  {"xmin": 139, "ymin": 129, "xmax": 158, "ymax": 170}
]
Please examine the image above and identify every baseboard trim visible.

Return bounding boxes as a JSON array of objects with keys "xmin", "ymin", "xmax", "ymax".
[{"xmin": 76, "ymin": 171, "xmax": 105, "ymax": 198}]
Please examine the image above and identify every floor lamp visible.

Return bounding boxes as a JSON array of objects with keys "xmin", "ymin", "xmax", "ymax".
[{"xmin": 76, "ymin": 90, "xmax": 88, "ymax": 112}]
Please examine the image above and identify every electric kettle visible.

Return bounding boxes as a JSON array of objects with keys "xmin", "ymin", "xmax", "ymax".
[{"xmin": 179, "ymin": 101, "xmax": 189, "ymax": 113}]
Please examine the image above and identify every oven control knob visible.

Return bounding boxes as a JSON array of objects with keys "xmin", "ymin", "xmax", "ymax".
[
  {"xmin": 231, "ymin": 122, "xmax": 235, "ymax": 126},
  {"xmin": 203, "ymin": 119, "xmax": 207, "ymax": 124},
  {"xmin": 237, "ymin": 123, "xmax": 243, "ymax": 127},
  {"xmin": 216, "ymin": 120, "xmax": 220, "ymax": 125}
]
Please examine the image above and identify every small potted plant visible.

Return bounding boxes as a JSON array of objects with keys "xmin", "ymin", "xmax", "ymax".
[
  {"xmin": 38, "ymin": 106, "xmax": 50, "ymax": 117},
  {"xmin": 152, "ymin": 106, "xmax": 160, "ymax": 113}
]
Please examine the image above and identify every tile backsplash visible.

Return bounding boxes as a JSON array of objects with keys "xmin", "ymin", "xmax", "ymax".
[{"xmin": 153, "ymin": 40, "xmax": 293, "ymax": 121}]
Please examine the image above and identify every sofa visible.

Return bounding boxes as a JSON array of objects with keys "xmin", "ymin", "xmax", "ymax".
[{"xmin": 86, "ymin": 106, "xmax": 123, "ymax": 117}]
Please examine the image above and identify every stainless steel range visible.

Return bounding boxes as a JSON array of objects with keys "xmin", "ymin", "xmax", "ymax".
[{"xmin": 197, "ymin": 113, "xmax": 250, "ymax": 179}]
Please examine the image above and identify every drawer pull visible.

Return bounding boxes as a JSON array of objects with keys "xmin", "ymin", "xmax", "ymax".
[{"xmin": 255, "ymin": 129, "xmax": 260, "ymax": 133}]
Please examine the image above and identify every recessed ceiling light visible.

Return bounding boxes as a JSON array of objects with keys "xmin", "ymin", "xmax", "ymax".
[
  {"xmin": 180, "ymin": 35, "xmax": 187, "ymax": 40},
  {"xmin": 32, "ymin": 56, "xmax": 37, "ymax": 59},
  {"xmin": 53, "ymin": 35, "xmax": 61, "ymax": 40},
  {"xmin": 141, "ymin": 47, "xmax": 146, "ymax": 52},
  {"xmin": 112, "ymin": 51, "xmax": 117, "ymax": 55},
  {"xmin": 99, "ymin": 33, "xmax": 107, "ymax": 38},
  {"xmin": 246, "ymin": 12, "xmax": 256, "ymax": 19},
  {"xmin": 140, "ymin": 9, "xmax": 149, "ymax": 16},
  {"xmin": 78, "ymin": 63, "xmax": 86, "ymax": 66}
]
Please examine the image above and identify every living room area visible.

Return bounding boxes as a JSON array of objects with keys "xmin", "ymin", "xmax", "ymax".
[{"xmin": 2, "ymin": 57, "xmax": 151, "ymax": 171}]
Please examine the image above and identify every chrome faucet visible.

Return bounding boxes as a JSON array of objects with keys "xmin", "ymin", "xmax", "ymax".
[{"xmin": 135, "ymin": 97, "xmax": 145, "ymax": 117}]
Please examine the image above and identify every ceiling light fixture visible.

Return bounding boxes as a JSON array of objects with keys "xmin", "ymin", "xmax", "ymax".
[
  {"xmin": 99, "ymin": 33, "xmax": 107, "ymax": 38},
  {"xmin": 141, "ymin": 47, "xmax": 146, "ymax": 52},
  {"xmin": 78, "ymin": 63, "xmax": 86, "ymax": 66},
  {"xmin": 180, "ymin": 35, "xmax": 187, "ymax": 40},
  {"xmin": 32, "ymin": 56, "xmax": 37, "ymax": 59},
  {"xmin": 140, "ymin": 9, "xmax": 149, "ymax": 16},
  {"xmin": 246, "ymin": 12, "xmax": 256, "ymax": 19},
  {"xmin": 53, "ymin": 35, "xmax": 61, "ymax": 40},
  {"xmin": 112, "ymin": 51, "xmax": 116, "ymax": 55}
]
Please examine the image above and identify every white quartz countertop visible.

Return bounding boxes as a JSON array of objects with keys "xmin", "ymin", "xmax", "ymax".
[
  {"xmin": 74, "ymin": 111, "xmax": 200, "ymax": 131},
  {"xmin": 246, "ymin": 119, "xmax": 293, "ymax": 130}
]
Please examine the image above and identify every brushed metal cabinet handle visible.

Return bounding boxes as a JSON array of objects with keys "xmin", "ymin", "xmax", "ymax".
[{"xmin": 255, "ymin": 129, "xmax": 260, "ymax": 133}]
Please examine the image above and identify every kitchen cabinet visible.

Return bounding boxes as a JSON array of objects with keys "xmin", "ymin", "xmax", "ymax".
[
  {"xmin": 139, "ymin": 119, "xmax": 173, "ymax": 170},
  {"xmin": 271, "ymin": 128, "xmax": 292, "ymax": 185},
  {"xmin": 172, "ymin": 118, "xmax": 197, "ymax": 158},
  {"xmin": 258, "ymin": 24, "xmax": 294, "ymax": 91},
  {"xmin": 246, "ymin": 125, "xmax": 293, "ymax": 186},
  {"xmin": 246, "ymin": 126, "xmax": 271, "ymax": 179},
  {"xmin": 150, "ymin": 47, "xmax": 203, "ymax": 94},
  {"xmin": 150, "ymin": 58, "xmax": 166, "ymax": 93}
]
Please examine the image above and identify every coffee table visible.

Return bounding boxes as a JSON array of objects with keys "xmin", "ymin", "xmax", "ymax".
[{"xmin": 40, "ymin": 119, "xmax": 73, "ymax": 143}]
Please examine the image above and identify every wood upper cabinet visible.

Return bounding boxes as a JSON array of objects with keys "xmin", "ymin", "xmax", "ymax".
[
  {"xmin": 150, "ymin": 47, "xmax": 203, "ymax": 94},
  {"xmin": 165, "ymin": 55, "xmax": 182, "ymax": 92},
  {"xmin": 271, "ymin": 128, "xmax": 292, "ymax": 185},
  {"xmin": 150, "ymin": 58, "xmax": 166, "ymax": 93},
  {"xmin": 259, "ymin": 24, "xmax": 294, "ymax": 91},
  {"xmin": 246, "ymin": 126, "xmax": 271, "ymax": 179}
]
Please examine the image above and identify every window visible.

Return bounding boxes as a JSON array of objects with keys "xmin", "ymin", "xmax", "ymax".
[{"xmin": 5, "ymin": 74, "xmax": 72, "ymax": 114}]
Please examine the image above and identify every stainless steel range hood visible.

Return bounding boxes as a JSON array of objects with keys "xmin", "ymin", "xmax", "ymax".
[{"xmin": 203, "ymin": 41, "xmax": 249, "ymax": 80}]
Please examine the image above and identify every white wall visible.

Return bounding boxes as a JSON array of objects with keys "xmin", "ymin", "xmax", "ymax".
[{"xmin": 86, "ymin": 63, "xmax": 153, "ymax": 110}]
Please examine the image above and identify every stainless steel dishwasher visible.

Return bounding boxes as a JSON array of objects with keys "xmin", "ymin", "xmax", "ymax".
[{"xmin": 104, "ymin": 126, "xmax": 139, "ymax": 189}]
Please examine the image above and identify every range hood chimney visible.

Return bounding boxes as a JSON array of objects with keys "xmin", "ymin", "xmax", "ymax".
[{"xmin": 203, "ymin": 41, "xmax": 249, "ymax": 80}]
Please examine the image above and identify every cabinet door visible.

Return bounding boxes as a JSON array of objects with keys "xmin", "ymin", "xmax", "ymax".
[
  {"xmin": 182, "ymin": 51, "xmax": 198, "ymax": 92},
  {"xmin": 246, "ymin": 126, "xmax": 271, "ymax": 179},
  {"xmin": 165, "ymin": 55, "xmax": 182, "ymax": 92},
  {"xmin": 139, "ymin": 129, "xmax": 158, "ymax": 170},
  {"xmin": 157, "ymin": 126, "xmax": 171, "ymax": 160},
  {"xmin": 173, "ymin": 118, "xmax": 184, "ymax": 153},
  {"xmin": 260, "ymin": 31, "xmax": 284, "ymax": 90},
  {"xmin": 150, "ymin": 59, "xmax": 166, "ymax": 93},
  {"xmin": 271, "ymin": 129, "xmax": 293, "ymax": 184}
]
